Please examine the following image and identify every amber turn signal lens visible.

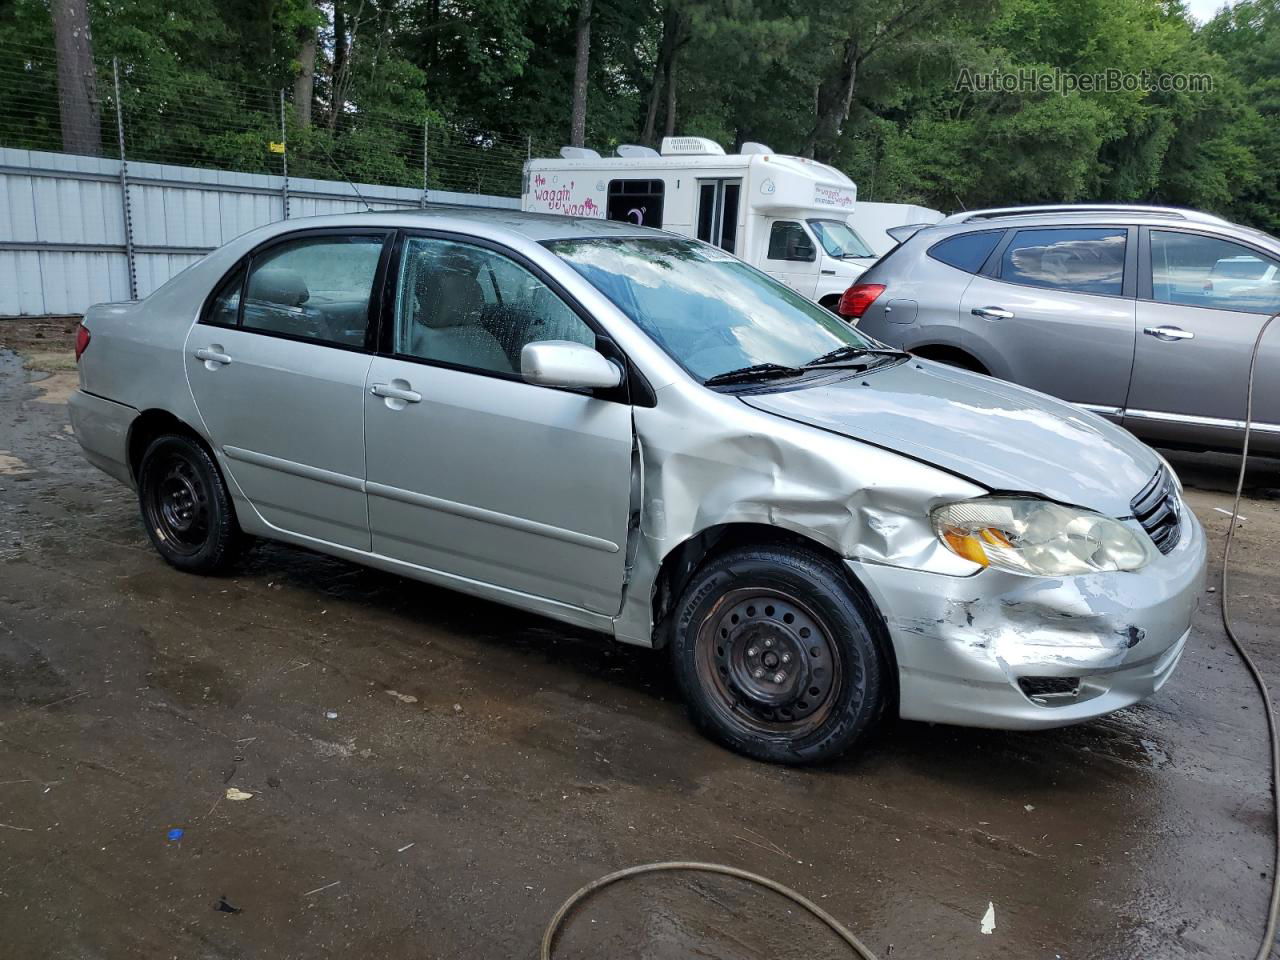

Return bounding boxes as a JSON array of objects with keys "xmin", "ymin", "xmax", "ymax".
[{"xmin": 941, "ymin": 529, "xmax": 990, "ymax": 567}]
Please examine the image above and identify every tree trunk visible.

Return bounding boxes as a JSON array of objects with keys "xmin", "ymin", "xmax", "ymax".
[
  {"xmin": 806, "ymin": 38, "xmax": 860, "ymax": 163},
  {"xmin": 642, "ymin": 5, "xmax": 680, "ymax": 146},
  {"xmin": 329, "ymin": 1, "xmax": 349, "ymax": 131},
  {"xmin": 569, "ymin": 0, "xmax": 593, "ymax": 147},
  {"xmin": 51, "ymin": 0, "xmax": 100, "ymax": 156},
  {"xmin": 293, "ymin": 8, "xmax": 318, "ymax": 128},
  {"xmin": 641, "ymin": 56, "xmax": 664, "ymax": 145},
  {"xmin": 664, "ymin": 49, "xmax": 678, "ymax": 138}
]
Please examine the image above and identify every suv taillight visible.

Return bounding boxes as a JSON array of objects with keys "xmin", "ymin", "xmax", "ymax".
[
  {"xmin": 838, "ymin": 283, "xmax": 886, "ymax": 320},
  {"xmin": 74, "ymin": 324, "xmax": 91, "ymax": 362}
]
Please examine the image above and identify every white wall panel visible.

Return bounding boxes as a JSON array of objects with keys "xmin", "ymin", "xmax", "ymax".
[{"xmin": 0, "ymin": 149, "xmax": 516, "ymax": 315}]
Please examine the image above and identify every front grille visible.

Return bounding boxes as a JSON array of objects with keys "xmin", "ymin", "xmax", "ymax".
[{"xmin": 1130, "ymin": 467, "xmax": 1182, "ymax": 555}]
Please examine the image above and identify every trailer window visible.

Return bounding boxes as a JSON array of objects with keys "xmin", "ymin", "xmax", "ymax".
[
  {"xmin": 767, "ymin": 222, "xmax": 816, "ymax": 262},
  {"xmin": 607, "ymin": 180, "xmax": 664, "ymax": 228}
]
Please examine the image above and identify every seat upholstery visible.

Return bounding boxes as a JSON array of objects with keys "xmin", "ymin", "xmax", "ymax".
[{"xmin": 410, "ymin": 265, "xmax": 512, "ymax": 373}]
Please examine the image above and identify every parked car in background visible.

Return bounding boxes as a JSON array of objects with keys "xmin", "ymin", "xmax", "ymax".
[
  {"xmin": 70, "ymin": 209, "xmax": 1204, "ymax": 764},
  {"xmin": 842, "ymin": 205, "xmax": 1280, "ymax": 454}
]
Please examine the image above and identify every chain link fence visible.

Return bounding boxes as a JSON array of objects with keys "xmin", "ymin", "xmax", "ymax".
[
  {"xmin": 0, "ymin": 35, "xmax": 562, "ymax": 201},
  {"xmin": 0, "ymin": 36, "xmax": 570, "ymax": 314}
]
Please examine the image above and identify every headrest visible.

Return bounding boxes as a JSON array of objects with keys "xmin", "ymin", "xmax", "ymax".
[
  {"xmin": 417, "ymin": 268, "xmax": 483, "ymax": 328},
  {"xmin": 249, "ymin": 268, "xmax": 309, "ymax": 307}
]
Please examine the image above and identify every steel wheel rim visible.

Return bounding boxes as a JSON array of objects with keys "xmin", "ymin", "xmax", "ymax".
[
  {"xmin": 146, "ymin": 453, "xmax": 210, "ymax": 556},
  {"xmin": 695, "ymin": 587, "xmax": 843, "ymax": 737}
]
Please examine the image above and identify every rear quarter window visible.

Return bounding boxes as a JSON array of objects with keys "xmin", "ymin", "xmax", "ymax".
[{"xmin": 927, "ymin": 231, "xmax": 1004, "ymax": 274}]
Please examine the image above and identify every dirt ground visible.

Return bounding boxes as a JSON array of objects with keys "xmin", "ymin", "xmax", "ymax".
[{"xmin": 3, "ymin": 320, "xmax": 1280, "ymax": 959}]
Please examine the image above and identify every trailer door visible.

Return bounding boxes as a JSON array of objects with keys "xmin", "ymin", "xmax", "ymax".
[{"xmin": 696, "ymin": 179, "xmax": 742, "ymax": 253}]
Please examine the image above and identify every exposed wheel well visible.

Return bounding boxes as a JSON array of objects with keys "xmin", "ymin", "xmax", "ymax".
[
  {"xmin": 650, "ymin": 522, "xmax": 899, "ymax": 707},
  {"xmin": 909, "ymin": 344, "xmax": 988, "ymax": 374},
  {"xmin": 126, "ymin": 409, "xmax": 207, "ymax": 484}
]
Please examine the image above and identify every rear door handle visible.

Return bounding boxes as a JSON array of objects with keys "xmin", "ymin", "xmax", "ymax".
[
  {"xmin": 971, "ymin": 306, "xmax": 1014, "ymax": 321},
  {"xmin": 820, "ymin": 269, "xmax": 836, "ymax": 275},
  {"xmin": 370, "ymin": 383, "xmax": 422, "ymax": 403},
  {"xmin": 194, "ymin": 347, "xmax": 232, "ymax": 365},
  {"xmin": 1144, "ymin": 325, "xmax": 1195, "ymax": 342}
]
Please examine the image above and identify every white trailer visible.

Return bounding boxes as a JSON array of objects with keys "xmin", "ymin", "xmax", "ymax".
[
  {"xmin": 522, "ymin": 137, "xmax": 877, "ymax": 309},
  {"xmin": 849, "ymin": 200, "xmax": 944, "ymax": 255}
]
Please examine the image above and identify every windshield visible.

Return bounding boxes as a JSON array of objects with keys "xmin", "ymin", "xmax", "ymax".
[
  {"xmin": 808, "ymin": 220, "xmax": 875, "ymax": 259},
  {"xmin": 547, "ymin": 237, "xmax": 877, "ymax": 383}
]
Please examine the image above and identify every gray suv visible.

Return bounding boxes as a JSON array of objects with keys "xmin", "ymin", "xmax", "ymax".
[{"xmin": 845, "ymin": 205, "xmax": 1280, "ymax": 454}]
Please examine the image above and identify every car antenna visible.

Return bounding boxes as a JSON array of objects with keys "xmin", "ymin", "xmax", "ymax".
[{"xmin": 312, "ymin": 135, "xmax": 374, "ymax": 213}]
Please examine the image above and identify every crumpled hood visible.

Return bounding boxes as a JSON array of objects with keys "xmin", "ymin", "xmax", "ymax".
[{"xmin": 742, "ymin": 360, "xmax": 1161, "ymax": 517}]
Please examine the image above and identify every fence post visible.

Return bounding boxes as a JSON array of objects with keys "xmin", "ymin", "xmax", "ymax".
[
  {"xmin": 112, "ymin": 58, "xmax": 137, "ymax": 301},
  {"xmin": 279, "ymin": 90, "xmax": 289, "ymax": 220},
  {"xmin": 427, "ymin": 119, "xmax": 437, "ymax": 208}
]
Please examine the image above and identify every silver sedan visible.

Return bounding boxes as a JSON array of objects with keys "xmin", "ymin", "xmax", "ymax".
[{"xmin": 69, "ymin": 209, "xmax": 1206, "ymax": 764}]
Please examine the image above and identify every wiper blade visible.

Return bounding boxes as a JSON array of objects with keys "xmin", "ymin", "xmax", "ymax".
[
  {"xmin": 703, "ymin": 362, "xmax": 806, "ymax": 387},
  {"xmin": 804, "ymin": 344, "xmax": 907, "ymax": 368}
]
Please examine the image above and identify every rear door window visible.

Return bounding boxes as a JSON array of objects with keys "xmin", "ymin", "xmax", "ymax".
[
  {"xmin": 928, "ymin": 231, "xmax": 1003, "ymax": 273},
  {"xmin": 205, "ymin": 265, "xmax": 245, "ymax": 327},
  {"xmin": 242, "ymin": 234, "xmax": 387, "ymax": 348},
  {"xmin": 1149, "ymin": 230, "xmax": 1280, "ymax": 314},
  {"xmin": 999, "ymin": 227, "xmax": 1127, "ymax": 296}
]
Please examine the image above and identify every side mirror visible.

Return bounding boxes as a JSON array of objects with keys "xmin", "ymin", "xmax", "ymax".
[{"xmin": 521, "ymin": 340, "xmax": 622, "ymax": 390}]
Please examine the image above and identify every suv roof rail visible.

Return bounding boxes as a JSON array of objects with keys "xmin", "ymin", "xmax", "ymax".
[{"xmin": 940, "ymin": 204, "xmax": 1230, "ymax": 225}]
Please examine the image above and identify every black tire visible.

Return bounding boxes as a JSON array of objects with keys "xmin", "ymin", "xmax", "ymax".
[
  {"xmin": 669, "ymin": 545, "xmax": 886, "ymax": 765},
  {"xmin": 137, "ymin": 433, "xmax": 242, "ymax": 574}
]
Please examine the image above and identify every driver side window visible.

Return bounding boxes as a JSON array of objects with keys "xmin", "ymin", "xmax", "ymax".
[
  {"xmin": 394, "ymin": 238, "xmax": 594, "ymax": 376},
  {"xmin": 767, "ymin": 221, "xmax": 816, "ymax": 262}
]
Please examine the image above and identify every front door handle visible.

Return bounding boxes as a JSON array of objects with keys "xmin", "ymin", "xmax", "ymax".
[
  {"xmin": 370, "ymin": 383, "xmax": 422, "ymax": 403},
  {"xmin": 1144, "ymin": 325, "xmax": 1195, "ymax": 342},
  {"xmin": 971, "ymin": 306, "xmax": 1014, "ymax": 321},
  {"xmin": 194, "ymin": 347, "xmax": 232, "ymax": 366}
]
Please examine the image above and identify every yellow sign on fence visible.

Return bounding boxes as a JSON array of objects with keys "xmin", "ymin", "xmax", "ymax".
[{"xmin": 268, "ymin": 141, "xmax": 286, "ymax": 154}]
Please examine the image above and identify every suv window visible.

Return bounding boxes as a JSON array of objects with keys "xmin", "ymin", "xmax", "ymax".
[
  {"xmin": 242, "ymin": 234, "xmax": 385, "ymax": 347},
  {"xmin": 928, "ymin": 231, "xmax": 1002, "ymax": 274},
  {"xmin": 999, "ymin": 227, "xmax": 1126, "ymax": 296},
  {"xmin": 767, "ymin": 221, "xmax": 816, "ymax": 262},
  {"xmin": 1150, "ymin": 230, "xmax": 1280, "ymax": 314},
  {"xmin": 394, "ymin": 237, "xmax": 593, "ymax": 376}
]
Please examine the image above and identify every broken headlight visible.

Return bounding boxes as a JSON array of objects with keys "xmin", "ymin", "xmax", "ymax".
[{"xmin": 930, "ymin": 497, "xmax": 1154, "ymax": 576}]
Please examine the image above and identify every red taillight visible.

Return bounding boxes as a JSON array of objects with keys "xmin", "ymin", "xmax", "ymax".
[
  {"xmin": 74, "ymin": 324, "xmax": 91, "ymax": 362},
  {"xmin": 837, "ymin": 283, "xmax": 886, "ymax": 319}
]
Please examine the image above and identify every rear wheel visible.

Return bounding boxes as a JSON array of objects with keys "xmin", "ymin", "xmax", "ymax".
[
  {"xmin": 669, "ymin": 545, "xmax": 886, "ymax": 764},
  {"xmin": 137, "ymin": 434, "xmax": 242, "ymax": 574}
]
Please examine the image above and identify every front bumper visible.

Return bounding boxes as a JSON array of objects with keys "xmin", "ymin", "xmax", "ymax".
[{"xmin": 850, "ymin": 507, "xmax": 1207, "ymax": 730}]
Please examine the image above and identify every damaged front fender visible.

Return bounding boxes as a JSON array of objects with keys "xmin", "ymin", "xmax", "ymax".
[{"xmin": 612, "ymin": 381, "xmax": 986, "ymax": 646}]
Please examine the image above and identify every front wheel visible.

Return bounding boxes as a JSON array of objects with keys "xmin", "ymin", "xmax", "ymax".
[
  {"xmin": 137, "ymin": 433, "xmax": 243, "ymax": 574},
  {"xmin": 669, "ymin": 545, "xmax": 887, "ymax": 765}
]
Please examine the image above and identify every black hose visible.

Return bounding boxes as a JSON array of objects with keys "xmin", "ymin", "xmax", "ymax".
[
  {"xmin": 540, "ymin": 860, "xmax": 880, "ymax": 960},
  {"xmin": 1222, "ymin": 311, "xmax": 1280, "ymax": 960}
]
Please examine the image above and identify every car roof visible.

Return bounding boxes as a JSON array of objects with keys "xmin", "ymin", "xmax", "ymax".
[
  {"xmin": 889, "ymin": 204, "xmax": 1280, "ymax": 254},
  {"xmin": 936, "ymin": 204, "xmax": 1232, "ymax": 227},
  {"xmin": 249, "ymin": 205, "xmax": 666, "ymax": 244}
]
